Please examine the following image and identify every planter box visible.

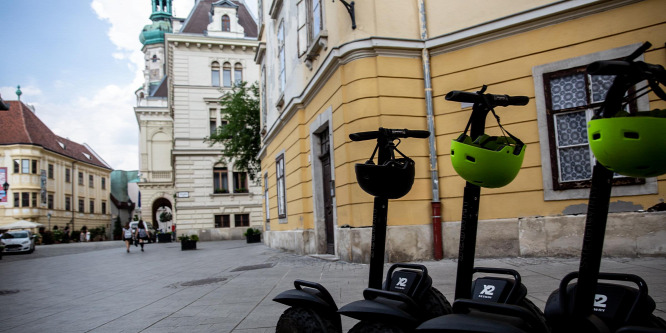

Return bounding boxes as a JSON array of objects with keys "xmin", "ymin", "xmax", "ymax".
[
  {"xmin": 246, "ymin": 234, "xmax": 261, "ymax": 243},
  {"xmin": 181, "ymin": 240, "xmax": 197, "ymax": 250},
  {"xmin": 158, "ymin": 234, "xmax": 172, "ymax": 243}
]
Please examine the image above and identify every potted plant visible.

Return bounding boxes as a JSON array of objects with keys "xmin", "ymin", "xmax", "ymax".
[
  {"xmin": 244, "ymin": 228, "xmax": 262, "ymax": 243},
  {"xmin": 157, "ymin": 231, "xmax": 172, "ymax": 243},
  {"xmin": 179, "ymin": 234, "xmax": 198, "ymax": 250}
]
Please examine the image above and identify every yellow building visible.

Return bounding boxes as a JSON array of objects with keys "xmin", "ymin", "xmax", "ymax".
[
  {"xmin": 256, "ymin": 0, "xmax": 666, "ymax": 262},
  {"xmin": 0, "ymin": 101, "xmax": 112, "ymax": 233}
]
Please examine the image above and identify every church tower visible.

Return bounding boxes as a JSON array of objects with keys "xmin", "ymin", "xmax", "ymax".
[{"xmin": 139, "ymin": 0, "xmax": 172, "ymax": 96}]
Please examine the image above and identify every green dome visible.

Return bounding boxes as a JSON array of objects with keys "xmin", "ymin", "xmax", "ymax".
[{"xmin": 140, "ymin": 20, "xmax": 172, "ymax": 46}]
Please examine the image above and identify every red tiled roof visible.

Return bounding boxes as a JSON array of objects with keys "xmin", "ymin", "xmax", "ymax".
[
  {"xmin": 0, "ymin": 101, "xmax": 112, "ymax": 170},
  {"xmin": 181, "ymin": 0, "xmax": 257, "ymax": 38}
]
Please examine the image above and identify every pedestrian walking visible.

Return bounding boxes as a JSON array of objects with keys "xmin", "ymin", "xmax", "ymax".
[
  {"xmin": 122, "ymin": 222, "xmax": 133, "ymax": 253},
  {"xmin": 80, "ymin": 226, "xmax": 87, "ymax": 242},
  {"xmin": 135, "ymin": 220, "xmax": 150, "ymax": 252},
  {"xmin": 63, "ymin": 225, "xmax": 70, "ymax": 243}
]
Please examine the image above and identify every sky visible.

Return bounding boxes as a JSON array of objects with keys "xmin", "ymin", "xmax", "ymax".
[{"xmin": 0, "ymin": 0, "xmax": 257, "ymax": 171}]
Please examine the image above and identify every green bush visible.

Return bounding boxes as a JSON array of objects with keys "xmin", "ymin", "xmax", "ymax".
[
  {"xmin": 89, "ymin": 227, "xmax": 106, "ymax": 241},
  {"xmin": 190, "ymin": 235, "xmax": 199, "ymax": 241},
  {"xmin": 42, "ymin": 231, "xmax": 55, "ymax": 245},
  {"xmin": 52, "ymin": 230, "xmax": 64, "ymax": 243},
  {"xmin": 70, "ymin": 231, "xmax": 81, "ymax": 242},
  {"xmin": 113, "ymin": 218, "xmax": 122, "ymax": 240},
  {"xmin": 243, "ymin": 228, "xmax": 261, "ymax": 236}
]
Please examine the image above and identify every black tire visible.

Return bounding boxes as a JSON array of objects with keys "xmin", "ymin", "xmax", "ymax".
[
  {"xmin": 349, "ymin": 321, "xmax": 405, "ymax": 333},
  {"xmin": 276, "ymin": 306, "xmax": 340, "ymax": 333},
  {"xmin": 421, "ymin": 287, "xmax": 453, "ymax": 319}
]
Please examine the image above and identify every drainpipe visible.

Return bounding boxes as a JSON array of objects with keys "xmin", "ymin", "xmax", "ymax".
[
  {"xmin": 418, "ymin": 0, "xmax": 443, "ymax": 260},
  {"xmin": 71, "ymin": 160, "xmax": 77, "ymax": 232}
]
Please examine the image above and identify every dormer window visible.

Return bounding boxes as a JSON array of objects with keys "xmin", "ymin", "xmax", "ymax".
[
  {"xmin": 222, "ymin": 15, "xmax": 230, "ymax": 32},
  {"xmin": 58, "ymin": 141, "xmax": 66, "ymax": 149},
  {"xmin": 82, "ymin": 152, "xmax": 91, "ymax": 160}
]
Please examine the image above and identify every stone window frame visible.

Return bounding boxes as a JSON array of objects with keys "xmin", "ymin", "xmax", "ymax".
[
  {"xmin": 276, "ymin": 151, "xmax": 287, "ymax": 221},
  {"xmin": 215, "ymin": 214, "xmax": 231, "ymax": 228},
  {"xmin": 533, "ymin": 43, "xmax": 656, "ymax": 200}
]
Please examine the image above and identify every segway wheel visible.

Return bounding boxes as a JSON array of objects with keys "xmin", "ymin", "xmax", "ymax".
[
  {"xmin": 276, "ymin": 306, "xmax": 340, "ymax": 333},
  {"xmin": 422, "ymin": 287, "xmax": 453, "ymax": 319},
  {"xmin": 349, "ymin": 321, "xmax": 405, "ymax": 333}
]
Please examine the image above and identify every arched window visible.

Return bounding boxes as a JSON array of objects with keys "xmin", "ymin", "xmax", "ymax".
[
  {"xmin": 223, "ymin": 62, "xmax": 232, "ymax": 87},
  {"xmin": 234, "ymin": 63, "xmax": 243, "ymax": 85},
  {"xmin": 211, "ymin": 61, "xmax": 220, "ymax": 87},
  {"xmin": 222, "ymin": 15, "xmax": 230, "ymax": 32}
]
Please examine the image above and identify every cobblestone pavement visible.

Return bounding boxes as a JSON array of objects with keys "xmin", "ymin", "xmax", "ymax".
[{"xmin": 1, "ymin": 240, "xmax": 664, "ymax": 332}]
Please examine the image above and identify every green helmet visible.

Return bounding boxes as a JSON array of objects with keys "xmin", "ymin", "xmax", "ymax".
[
  {"xmin": 451, "ymin": 134, "xmax": 526, "ymax": 188},
  {"xmin": 588, "ymin": 111, "xmax": 666, "ymax": 178}
]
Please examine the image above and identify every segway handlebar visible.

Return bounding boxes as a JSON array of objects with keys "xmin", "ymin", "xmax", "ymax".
[
  {"xmin": 349, "ymin": 128, "xmax": 430, "ymax": 142},
  {"xmin": 587, "ymin": 60, "xmax": 666, "ymax": 82},
  {"xmin": 446, "ymin": 90, "xmax": 529, "ymax": 107}
]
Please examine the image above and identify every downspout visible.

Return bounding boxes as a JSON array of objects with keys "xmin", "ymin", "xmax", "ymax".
[
  {"xmin": 71, "ymin": 160, "xmax": 77, "ymax": 233},
  {"xmin": 418, "ymin": 0, "xmax": 443, "ymax": 260}
]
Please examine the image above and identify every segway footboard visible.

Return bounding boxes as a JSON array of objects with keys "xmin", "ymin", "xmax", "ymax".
[{"xmin": 545, "ymin": 272, "xmax": 666, "ymax": 332}]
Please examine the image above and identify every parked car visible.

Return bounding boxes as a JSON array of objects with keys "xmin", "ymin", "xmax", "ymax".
[
  {"xmin": 1, "ymin": 230, "xmax": 36, "ymax": 253},
  {"xmin": 129, "ymin": 222, "xmax": 157, "ymax": 243}
]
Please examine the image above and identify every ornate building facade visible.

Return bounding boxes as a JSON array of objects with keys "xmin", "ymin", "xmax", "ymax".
[{"xmin": 135, "ymin": 0, "xmax": 262, "ymax": 240}]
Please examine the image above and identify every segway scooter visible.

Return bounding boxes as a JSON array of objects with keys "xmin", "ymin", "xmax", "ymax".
[
  {"xmin": 543, "ymin": 41, "xmax": 666, "ymax": 333},
  {"xmin": 274, "ymin": 128, "xmax": 452, "ymax": 332},
  {"xmin": 417, "ymin": 86, "xmax": 550, "ymax": 332}
]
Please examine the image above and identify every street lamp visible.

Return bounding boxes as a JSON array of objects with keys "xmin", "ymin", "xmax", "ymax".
[{"xmin": 2, "ymin": 182, "xmax": 8, "ymax": 192}]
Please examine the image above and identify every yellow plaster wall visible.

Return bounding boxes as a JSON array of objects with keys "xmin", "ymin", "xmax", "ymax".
[{"xmin": 429, "ymin": 0, "xmax": 666, "ymax": 221}]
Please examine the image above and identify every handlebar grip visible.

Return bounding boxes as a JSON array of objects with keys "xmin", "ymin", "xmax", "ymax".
[
  {"xmin": 586, "ymin": 60, "xmax": 633, "ymax": 75},
  {"xmin": 445, "ymin": 91, "xmax": 529, "ymax": 107},
  {"xmin": 349, "ymin": 131, "xmax": 379, "ymax": 141},
  {"xmin": 349, "ymin": 128, "xmax": 430, "ymax": 141},
  {"xmin": 404, "ymin": 130, "xmax": 430, "ymax": 138}
]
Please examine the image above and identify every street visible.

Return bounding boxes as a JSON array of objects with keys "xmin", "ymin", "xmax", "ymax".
[{"xmin": 1, "ymin": 240, "xmax": 664, "ymax": 332}]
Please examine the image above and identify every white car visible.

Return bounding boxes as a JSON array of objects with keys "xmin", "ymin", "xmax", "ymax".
[{"xmin": 1, "ymin": 230, "xmax": 36, "ymax": 253}]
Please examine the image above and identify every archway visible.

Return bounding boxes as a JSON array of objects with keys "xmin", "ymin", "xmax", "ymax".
[{"xmin": 151, "ymin": 197, "xmax": 173, "ymax": 232}]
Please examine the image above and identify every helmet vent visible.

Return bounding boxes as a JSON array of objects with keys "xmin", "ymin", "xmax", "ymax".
[
  {"xmin": 592, "ymin": 133, "xmax": 601, "ymax": 140},
  {"xmin": 466, "ymin": 155, "xmax": 476, "ymax": 163},
  {"xmin": 624, "ymin": 131, "xmax": 639, "ymax": 139}
]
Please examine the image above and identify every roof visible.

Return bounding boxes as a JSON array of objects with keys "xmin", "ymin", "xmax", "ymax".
[
  {"xmin": 151, "ymin": 76, "xmax": 169, "ymax": 98},
  {"xmin": 180, "ymin": 0, "xmax": 257, "ymax": 37},
  {"xmin": 0, "ymin": 101, "xmax": 112, "ymax": 170},
  {"xmin": 110, "ymin": 170, "xmax": 139, "ymax": 204}
]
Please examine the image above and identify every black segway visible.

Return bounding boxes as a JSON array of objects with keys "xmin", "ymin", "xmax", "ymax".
[
  {"xmin": 417, "ymin": 86, "xmax": 550, "ymax": 332},
  {"xmin": 543, "ymin": 41, "xmax": 666, "ymax": 333},
  {"xmin": 274, "ymin": 128, "xmax": 452, "ymax": 332}
]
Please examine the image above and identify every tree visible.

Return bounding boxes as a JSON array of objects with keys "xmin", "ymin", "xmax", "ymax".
[{"xmin": 206, "ymin": 82, "xmax": 261, "ymax": 180}]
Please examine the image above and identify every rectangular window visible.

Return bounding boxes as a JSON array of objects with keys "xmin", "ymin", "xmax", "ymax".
[
  {"xmin": 48, "ymin": 194, "xmax": 54, "ymax": 209},
  {"xmin": 277, "ymin": 21, "xmax": 286, "ymax": 93},
  {"xmin": 276, "ymin": 154, "xmax": 286, "ymax": 219},
  {"xmin": 79, "ymin": 198, "xmax": 84, "ymax": 213},
  {"xmin": 310, "ymin": 0, "xmax": 322, "ymax": 40},
  {"xmin": 213, "ymin": 167, "xmax": 229, "ymax": 193},
  {"xmin": 101, "ymin": 177, "xmax": 106, "ymax": 190},
  {"xmin": 101, "ymin": 201, "xmax": 107, "ymax": 214},
  {"xmin": 14, "ymin": 193, "xmax": 19, "ymax": 207},
  {"xmin": 78, "ymin": 172, "xmax": 84, "ymax": 185},
  {"xmin": 14, "ymin": 159, "xmax": 19, "ymax": 173},
  {"xmin": 264, "ymin": 173, "xmax": 270, "ymax": 221},
  {"xmin": 210, "ymin": 119, "xmax": 217, "ymax": 135},
  {"xmin": 223, "ymin": 65, "xmax": 232, "ymax": 87},
  {"xmin": 90, "ymin": 200, "xmax": 95, "ymax": 214},
  {"xmin": 89, "ymin": 175, "xmax": 94, "ymax": 188},
  {"xmin": 233, "ymin": 172, "xmax": 248, "ymax": 193},
  {"xmin": 297, "ymin": 0, "xmax": 307, "ymax": 56},
  {"xmin": 22, "ymin": 159, "xmax": 30, "ymax": 173},
  {"xmin": 65, "ymin": 168, "xmax": 71, "ymax": 183},
  {"xmin": 22, "ymin": 192, "xmax": 30, "ymax": 207},
  {"xmin": 48, "ymin": 164, "xmax": 54, "ymax": 179},
  {"xmin": 215, "ymin": 214, "xmax": 230, "ymax": 228},
  {"xmin": 212, "ymin": 69, "xmax": 220, "ymax": 87},
  {"xmin": 32, "ymin": 160, "xmax": 37, "ymax": 174},
  {"xmin": 543, "ymin": 67, "xmax": 640, "ymax": 190},
  {"xmin": 65, "ymin": 196, "xmax": 71, "ymax": 211},
  {"xmin": 235, "ymin": 214, "xmax": 250, "ymax": 227},
  {"xmin": 31, "ymin": 192, "xmax": 37, "ymax": 207},
  {"xmin": 533, "ymin": 44, "xmax": 653, "ymax": 201},
  {"xmin": 234, "ymin": 65, "xmax": 242, "ymax": 85}
]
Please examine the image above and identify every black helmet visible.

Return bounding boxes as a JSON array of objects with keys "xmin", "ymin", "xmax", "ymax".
[{"xmin": 355, "ymin": 157, "xmax": 415, "ymax": 199}]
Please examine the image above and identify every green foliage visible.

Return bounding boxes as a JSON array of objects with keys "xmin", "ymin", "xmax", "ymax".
[
  {"xmin": 89, "ymin": 227, "xmax": 106, "ymax": 241},
  {"xmin": 52, "ymin": 230, "xmax": 64, "ymax": 243},
  {"xmin": 70, "ymin": 231, "xmax": 81, "ymax": 242},
  {"xmin": 244, "ymin": 227, "xmax": 262, "ymax": 236},
  {"xmin": 178, "ymin": 234, "xmax": 199, "ymax": 241},
  {"xmin": 205, "ymin": 81, "xmax": 261, "ymax": 180},
  {"xmin": 42, "ymin": 231, "xmax": 55, "ymax": 245},
  {"xmin": 159, "ymin": 211, "xmax": 172, "ymax": 223}
]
